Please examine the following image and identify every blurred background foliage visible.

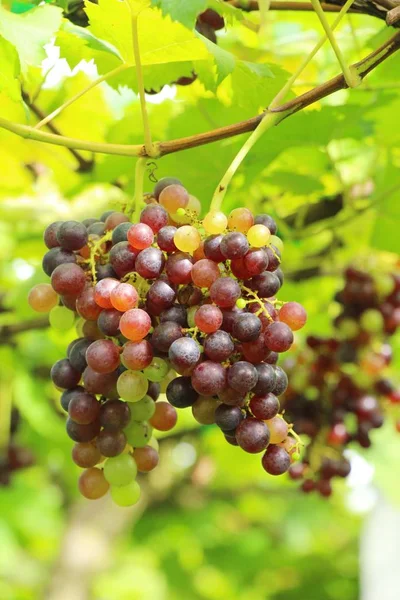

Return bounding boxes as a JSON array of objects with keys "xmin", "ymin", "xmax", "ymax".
[{"xmin": 0, "ymin": 0, "xmax": 399, "ymax": 598}]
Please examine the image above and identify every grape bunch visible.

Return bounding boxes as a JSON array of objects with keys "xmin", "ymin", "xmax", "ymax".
[
  {"xmin": 0, "ymin": 409, "xmax": 35, "ymax": 486},
  {"xmin": 28, "ymin": 176, "xmax": 306, "ymax": 506},
  {"xmin": 282, "ymin": 265, "xmax": 400, "ymax": 497}
]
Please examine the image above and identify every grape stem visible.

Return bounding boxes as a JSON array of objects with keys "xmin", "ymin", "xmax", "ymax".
[
  {"xmin": 89, "ymin": 230, "xmax": 113, "ymax": 284},
  {"xmin": 131, "ymin": 157, "xmax": 148, "ymax": 221},
  {"xmin": 241, "ymin": 285, "xmax": 274, "ymax": 321}
]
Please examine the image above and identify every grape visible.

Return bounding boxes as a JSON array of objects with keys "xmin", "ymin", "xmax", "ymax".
[
  {"xmin": 279, "ymin": 302, "xmax": 307, "ymax": 331},
  {"xmin": 228, "ymin": 208, "xmax": 254, "ymax": 233},
  {"xmin": 262, "ymin": 445, "xmax": 290, "ymax": 475},
  {"xmin": 215, "ymin": 405, "xmax": 243, "ymax": 432},
  {"xmin": 66, "ymin": 417, "xmax": 101, "ymax": 442},
  {"xmin": 177, "ymin": 284, "xmax": 202, "ymax": 307},
  {"xmin": 232, "ymin": 313, "xmax": 262, "ymax": 342},
  {"xmin": 96, "ymin": 429, "xmax": 126, "ymax": 457},
  {"xmin": 236, "ymin": 418, "xmax": 270, "ymax": 453},
  {"xmin": 203, "ymin": 211, "xmax": 227, "ymax": 234},
  {"xmin": 83, "ymin": 367, "xmax": 119, "ymax": 398},
  {"xmin": 159, "ymin": 184, "xmax": 189, "ymax": 214},
  {"xmin": 204, "ymin": 235, "xmax": 224, "ymax": 262},
  {"xmin": 82, "ymin": 320, "xmax": 104, "ymax": 341},
  {"xmin": 250, "ymin": 394, "xmax": 279, "ymax": 420},
  {"xmin": 166, "ymin": 376, "xmax": 198, "ymax": 408},
  {"xmin": 191, "ymin": 259, "xmax": 220, "ymax": 288},
  {"xmin": 100, "ymin": 399, "xmax": 131, "ymax": 431},
  {"xmin": 198, "ymin": 8, "xmax": 224, "ymax": 29},
  {"xmin": 360, "ymin": 308, "xmax": 384, "ymax": 333},
  {"xmin": 78, "ymin": 467, "xmax": 109, "ymax": 499},
  {"xmin": 86, "ymin": 339, "xmax": 120, "ymax": 374},
  {"xmin": 218, "ymin": 387, "xmax": 245, "ymax": 407},
  {"xmin": 166, "ymin": 252, "xmax": 193, "ymax": 284},
  {"xmin": 100, "ymin": 210, "xmax": 115, "ymax": 222},
  {"xmin": 246, "ymin": 224, "xmax": 270, "ymax": 248},
  {"xmin": 61, "ymin": 293, "xmax": 78, "ymax": 311},
  {"xmin": 160, "ymin": 305, "xmax": 187, "ymax": 327},
  {"xmin": 266, "ymin": 416, "xmax": 288, "ymax": 444},
  {"xmin": 68, "ymin": 391, "xmax": 100, "ymax": 425},
  {"xmin": 104, "ymin": 212, "xmax": 129, "ymax": 231},
  {"xmin": 244, "ymin": 248, "xmax": 269, "ymax": 277},
  {"xmin": 122, "ymin": 340, "xmax": 153, "ymax": 370},
  {"xmin": 227, "ymin": 361, "xmax": 258, "ymax": 393},
  {"xmin": 49, "ymin": 306, "xmax": 75, "ymax": 330},
  {"xmin": 94, "ymin": 278, "xmax": 119, "ymax": 309},
  {"xmin": 61, "ymin": 386, "xmax": 84, "ymax": 412},
  {"xmin": 125, "ymin": 420, "xmax": 153, "ymax": 446},
  {"xmin": 135, "ymin": 247, "xmax": 165, "ymax": 279},
  {"xmin": 270, "ymin": 235, "xmax": 284, "ymax": 253},
  {"xmin": 210, "ymin": 278, "xmax": 241, "ymax": 308},
  {"xmin": 147, "ymin": 280, "xmax": 176, "ymax": 311},
  {"xmin": 271, "ymin": 366, "xmax": 288, "ymax": 395},
  {"xmin": 111, "ymin": 222, "xmax": 132, "ymax": 245},
  {"xmin": 127, "ymin": 223, "xmax": 154, "ymax": 250},
  {"xmin": 68, "ymin": 338, "xmax": 91, "ymax": 373},
  {"xmin": 51, "ymin": 263, "xmax": 86, "ymax": 296},
  {"xmin": 152, "ymin": 321, "xmax": 182, "ymax": 353},
  {"xmin": 117, "ymin": 370, "xmax": 148, "ymax": 402},
  {"xmin": 195, "ymin": 20, "xmax": 217, "ymax": 43},
  {"xmin": 149, "ymin": 402, "xmax": 177, "ymax": 431},
  {"xmin": 98, "ymin": 309, "xmax": 121, "ymax": 337},
  {"xmin": 104, "ymin": 453, "xmax": 137, "ymax": 486},
  {"xmin": 254, "ymin": 214, "xmax": 277, "ymax": 235},
  {"xmin": 157, "ymin": 226, "xmax": 178, "ymax": 253},
  {"xmin": 76, "ymin": 287, "xmax": 103, "ymax": 321},
  {"xmin": 28, "ymin": 283, "xmax": 58, "ymax": 313},
  {"xmin": 109, "ymin": 242, "xmax": 138, "ymax": 277},
  {"xmin": 143, "ymin": 357, "xmax": 169, "ymax": 382},
  {"xmin": 265, "ymin": 246, "xmax": 281, "ymax": 271},
  {"xmin": 220, "ymin": 232, "xmax": 249, "ymax": 259},
  {"xmin": 252, "ymin": 363, "xmax": 277, "ymax": 395},
  {"xmin": 194, "ymin": 304, "xmax": 223, "ymax": 334},
  {"xmin": 147, "ymin": 381, "xmax": 160, "ymax": 401},
  {"xmin": 169, "ymin": 337, "xmax": 201, "ymax": 375},
  {"xmin": 191, "ymin": 361, "xmax": 227, "ymax": 396},
  {"xmin": 129, "ymin": 395, "xmax": 156, "ymax": 421},
  {"xmin": 72, "ymin": 442, "xmax": 102, "ymax": 468},
  {"xmin": 140, "ymin": 204, "xmax": 168, "ymax": 233},
  {"xmin": 51, "ymin": 359, "xmax": 81, "ymax": 389},
  {"xmin": 133, "ymin": 446, "xmax": 159, "ymax": 472},
  {"xmin": 174, "ymin": 226, "xmax": 201, "ymax": 253},
  {"xmin": 120, "ymin": 308, "xmax": 151, "ymax": 341},
  {"xmin": 241, "ymin": 334, "xmax": 271, "ymax": 363},
  {"xmin": 87, "ymin": 222, "xmax": 106, "ymax": 236},
  {"xmin": 110, "ymin": 480, "xmax": 141, "ymax": 506},
  {"xmin": 264, "ymin": 322, "xmax": 294, "ymax": 352},
  {"xmin": 154, "ymin": 177, "xmax": 182, "ymax": 200},
  {"xmin": 57, "ymin": 220, "xmax": 88, "ymax": 251},
  {"xmin": 192, "ymin": 396, "xmax": 219, "ymax": 424},
  {"xmin": 42, "ymin": 247, "xmax": 76, "ymax": 276},
  {"xmin": 44, "ymin": 221, "xmax": 62, "ymax": 249},
  {"xmin": 203, "ymin": 330, "xmax": 234, "ymax": 362},
  {"xmin": 110, "ymin": 282, "xmax": 138, "ymax": 312},
  {"xmin": 230, "ymin": 258, "xmax": 251, "ymax": 280},
  {"xmin": 250, "ymin": 272, "xmax": 281, "ymax": 298}
]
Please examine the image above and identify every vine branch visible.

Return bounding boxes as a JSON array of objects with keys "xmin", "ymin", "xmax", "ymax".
[{"xmin": 1, "ymin": 31, "xmax": 399, "ymax": 159}]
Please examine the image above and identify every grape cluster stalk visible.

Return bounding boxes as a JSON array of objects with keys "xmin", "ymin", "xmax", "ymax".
[
  {"xmin": 28, "ymin": 176, "xmax": 307, "ymax": 506},
  {"xmin": 282, "ymin": 266, "xmax": 400, "ymax": 497},
  {"xmin": 0, "ymin": 409, "xmax": 35, "ymax": 486}
]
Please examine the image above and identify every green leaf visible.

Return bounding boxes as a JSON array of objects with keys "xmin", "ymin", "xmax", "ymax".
[
  {"xmin": 151, "ymin": 0, "xmax": 207, "ymax": 28},
  {"xmin": 61, "ymin": 20, "xmax": 123, "ymax": 61},
  {"xmin": 85, "ymin": 0, "xmax": 209, "ymax": 66},
  {"xmin": 0, "ymin": 37, "xmax": 21, "ymax": 101},
  {"xmin": 207, "ymin": 0, "xmax": 244, "ymax": 24},
  {"xmin": 196, "ymin": 33, "xmax": 235, "ymax": 88},
  {"xmin": 0, "ymin": 5, "xmax": 63, "ymax": 74}
]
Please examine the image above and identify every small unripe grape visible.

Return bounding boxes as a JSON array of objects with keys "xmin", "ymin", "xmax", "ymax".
[
  {"xmin": 270, "ymin": 235, "xmax": 283, "ymax": 252},
  {"xmin": 266, "ymin": 416, "xmax": 288, "ymax": 444},
  {"xmin": 159, "ymin": 184, "xmax": 189, "ymax": 214},
  {"xmin": 143, "ymin": 357, "xmax": 169, "ymax": 382},
  {"xmin": 49, "ymin": 306, "xmax": 75, "ymax": 330},
  {"xmin": 28, "ymin": 283, "xmax": 58, "ymax": 313},
  {"xmin": 192, "ymin": 396, "xmax": 220, "ymax": 425},
  {"xmin": 111, "ymin": 480, "xmax": 141, "ymax": 507},
  {"xmin": 173, "ymin": 195, "xmax": 201, "ymax": 224},
  {"xmin": 174, "ymin": 225, "xmax": 201, "ymax": 253},
  {"xmin": 117, "ymin": 370, "xmax": 148, "ymax": 402},
  {"xmin": 247, "ymin": 224, "xmax": 271, "ymax": 247},
  {"xmin": 104, "ymin": 453, "xmax": 137, "ymax": 486},
  {"xmin": 203, "ymin": 211, "xmax": 228, "ymax": 234},
  {"xmin": 360, "ymin": 308, "xmax": 384, "ymax": 333},
  {"xmin": 228, "ymin": 208, "xmax": 254, "ymax": 232}
]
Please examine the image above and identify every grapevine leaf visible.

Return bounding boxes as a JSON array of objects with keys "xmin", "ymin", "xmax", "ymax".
[
  {"xmin": 0, "ymin": 37, "xmax": 21, "ymax": 102},
  {"xmin": 207, "ymin": 0, "xmax": 245, "ymax": 24},
  {"xmin": 0, "ymin": 5, "xmax": 63, "ymax": 73},
  {"xmin": 151, "ymin": 0, "xmax": 207, "ymax": 28}
]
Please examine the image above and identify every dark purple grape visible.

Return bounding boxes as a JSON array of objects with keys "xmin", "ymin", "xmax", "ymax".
[
  {"xmin": 87, "ymin": 222, "xmax": 106, "ymax": 236},
  {"xmin": 191, "ymin": 361, "xmax": 227, "ymax": 396},
  {"xmin": 250, "ymin": 393, "xmax": 279, "ymax": 420},
  {"xmin": 152, "ymin": 321, "xmax": 183, "ymax": 353},
  {"xmin": 252, "ymin": 363, "xmax": 277, "ymax": 395},
  {"xmin": 60, "ymin": 386, "xmax": 85, "ymax": 412},
  {"xmin": 169, "ymin": 337, "xmax": 201, "ymax": 375},
  {"xmin": 250, "ymin": 271, "xmax": 281, "ymax": 298},
  {"xmin": 220, "ymin": 232, "xmax": 249, "ymax": 259},
  {"xmin": 232, "ymin": 313, "xmax": 262, "ymax": 342},
  {"xmin": 83, "ymin": 367, "xmax": 119, "ymax": 398},
  {"xmin": 100, "ymin": 210, "xmax": 115, "ymax": 222},
  {"xmin": 166, "ymin": 377, "xmax": 198, "ymax": 408},
  {"xmin": 111, "ymin": 222, "xmax": 131, "ymax": 245},
  {"xmin": 264, "ymin": 322, "xmax": 293, "ymax": 352},
  {"xmin": 210, "ymin": 278, "xmax": 241, "ymax": 308},
  {"xmin": 109, "ymin": 242, "xmax": 138, "ymax": 277},
  {"xmin": 57, "ymin": 220, "xmax": 88, "ymax": 251},
  {"xmin": 140, "ymin": 204, "xmax": 168, "ymax": 233},
  {"xmin": 66, "ymin": 417, "xmax": 100, "ymax": 442},
  {"xmin": 147, "ymin": 280, "xmax": 176, "ymax": 310},
  {"xmin": 203, "ymin": 330, "xmax": 234, "ymax": 362},
  {"xmin": 198, "ymin": 8, "xmax": 225, "ymax": 30},
  {"xmin": 68, "ymin": 392, "xmax": 100, "ymax": 425},
  {"xmin": 96, "ymin": 430, "xmax": 126, "ymax": 457},
  {"xmin": 218, "ymin": 387, "xmax": 246, "ymax": 407},
  {"xmin": 244, "ymin": 248, "xmax": 269, "ymax": 276},
  {"xmin": 227, "ymin": 361, "xmax": 258, "ymax": 393},
  {"xmin": 42, "ymin": 247, "xmax": 76, "ymax": 276},
  {"xmin": 147, "ymin": 381, "xmax": 160, "ymax": 401},
  {"xmin": 215, "ymin": 404, "xmax": 244, "ymax": 432},
  {"xmin": 51, "ymin": 358, "xmax": 81, "ymax": 389},
  {"xmin": 136, "ymin": 247, "xmax": 165, "ymax": 279},
  {"xmin": 272, "ymin": 366, "xmax": 288, "ymax": 395},
  {"xmin": 51, "ymin": 263, "xmax": 86, "ymax": 296},
  {"xmin": 204, "ymin": 235, "xmax": 224, "ymax": 262},
  {"xmin": 262, "ymin": 445, "xmax": 290, "ymax": 475},
  {"xmin": 177, "ymin": 284, "xmax": 202, "ymax": 306},
  {"xmin": 166, "ymin": 253, "xmax": 193, "ymax": 285},
  {"xmin": 100, "ymin": 400, "xmax": 131, "ymax": 430},
  {"xmin": 69, "ymin": 338, "xmax": 92, "ymax": 373},
  {"xmin": 96, "ymin": 263, "xmax": 118, "ymax": 280},
  {"xmin": 265, "ymin": 246, "xmax": 281, "ymax": 271},
  {"xmin": 160, "ymin": 305, "xmax": 188, "ymax": 327},
  {"xmin": 157, "ymin": 226, "xmax": 178, "ymax": 253},
  {"xmin": 82, "ymin": 218, "xmax": 99, "ymax": 228},
  {"xmin": 224, "ymin": 433, "xmax": 239, "ymax": 446},
  {"xmin": 236, "ymin": 418, "xmax": 270, "ymax": 453},
  {"xmin": 44, "ymin": 221, "xmax": 62, "ymax": 249},
  {"xmin": 97, "ymin": 309, "xmax": 121, "ymax": 337}
]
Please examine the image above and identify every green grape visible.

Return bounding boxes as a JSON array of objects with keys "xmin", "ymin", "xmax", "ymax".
[
  {"xmin": 111, "ymin": 480, "xmax": 141, "ymax": 507},
  {"xmin": 148, "ymin": 436, "xmax": 159, "ymax": 451},
  {"xmin": 338, "ymin": 318, "xmax": 359, "ymax": 339},
  {"xmin": 124, "ymin": 420, "xmax": 153, "ymax": 448},
  {"xmin": 187, "ymin": 306, "xmax": 197, "ymax": 328},
  {"xmin": 49, "ymin": 306, "xmax": 75, "ymax": 330},
  {"xmin": 117, "ymin": 370, "xmax": 148, "ymax": 402},
  {"xmin": 360, "ymin": 308, "xmax": 384, "ymax": 334},
  {"xmin": 375, "ymin": 273, "xmax": 394, "ymax": 298},
  {"xmin": 143, "ymin": 357, "xmax": 169, "ymax": 382},
  {"xmin": 129, "ymin": 395, "xmax": 156, "ymax": 421},
  {"xmin": 104, "ymin": 453, "xmax": 137, "ymax": 486}
]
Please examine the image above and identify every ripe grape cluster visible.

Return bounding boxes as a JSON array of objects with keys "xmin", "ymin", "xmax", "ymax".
[
  {"xmin": 28, "ymin": 175, "xmax": 306, "ymax": 506},
  {"xmin": 282, "ymin": 266, "xmax": 400, "ymax": 497},
  {"xmin": 0, "ymin": 409, "xmax": 34, "ymax": 486}
]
